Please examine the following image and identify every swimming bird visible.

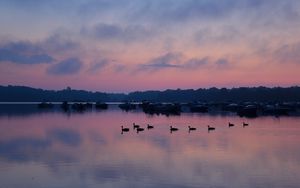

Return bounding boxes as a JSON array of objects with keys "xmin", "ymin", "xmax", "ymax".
[
  {"xmin": 136, "ymin": 127, "xmax": 145, "ymax": 133},
  {"xmin": 243, "ymin": 122, "xmax": 249, "ymax": 127},
  {"xmin": 228, "ymin": 122, "xmax": 235, "ymax": 127},
  {"xmin": 121, "ymin": 126, "xmax": 130, "ymax": 133},
  {"xmin": 170, "ymin": 126, "xmax": 179, "ymax": 132},
  {"xmin": 188, "ymin": 126, "xmax": 196, "ymax": 132},
  {"xmin": 147, "ymin": 124, "xmax": 154, "ymax": 129},
  {"xmin": 133, "ymin": 123, "xmax": 140, "ymax": 129},
  {"xmin": 208, "ymin": 125, "xmax": 215, "ymax": 131}
]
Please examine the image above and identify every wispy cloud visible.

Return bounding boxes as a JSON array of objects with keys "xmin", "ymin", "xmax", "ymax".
[
  {"xmin": 139, "ymin": 53, "xmax": 182, "ymax": 71},
  {"xmin": 113, "ymin": 63, "xmax": 127, "ymax": 72},
  {"xmin": 215, "ymin": 58, "xmax": 230, "ymax": 67},
  {"xmin": 0, "ymin": 40, "xmax": 53, "ymax": 65},
  {"xmin": 41, "ymin": 33, "xmax": 79, "ymax": 53},
  {"xmin": 81, "ymin": 23, "xmax": 154, "ymax": 42},
  {"xmin": 274, "ymin": 42, "xmax": 300, "ymax": 64},
  {"xmin": 138, "ymin": 53, "xmax": 230, "ymax": 72},
  {"xmin": 0, "ymin": 34, "xmax": 79, "ymax": 65},
  {"xmin": 88, "ymin": 59, "xmax": 110, "ymax": 73},
  {"xmin": 47, "ymin": 58, "xmax": 82, "ymax": 75},
  {"xmin": 194, "ymin": 26, "xmax": 241, "ymax": 46},
  {"xmin": 184, "ymin": 57, "xmax": 210, "ymax": 69}
]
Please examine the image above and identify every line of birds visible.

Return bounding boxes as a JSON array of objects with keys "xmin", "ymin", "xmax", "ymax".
[{"xmin": 121, "ymin": 122, "xmax": 249, "ymax": 134}]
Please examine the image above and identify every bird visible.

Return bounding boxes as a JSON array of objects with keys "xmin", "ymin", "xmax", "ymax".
[
  {"xmin": 136, "ymin": 127, "xmax": 145, "ymax": 133},
  {"xmin": 170, "ymin": 126, "xmax": 179, "ymax": 132},
  {"xmin": 133, "ymin": 123, "xmax": 140, "ymax": 129},
  {"xmin": 228, "ymin": 122, "xmax": 235, "ymax": 127},
  {"xmin": 208, "ymin": 125, "xmax": 215, "ymax": 131},
  {"xmin": 188, "ymin": 126, "xmax": 196, "ymax": 132},
  {"xmin": 243, "ymin": 122, "xmax": 249, "ymax": 127},
  {"xmin": 147, "ymin": 124, "xmax": 154, "ymax": 129},
  {"xmin": 121, "ymin": 126, "xmax": 130, "ymax": 134}
]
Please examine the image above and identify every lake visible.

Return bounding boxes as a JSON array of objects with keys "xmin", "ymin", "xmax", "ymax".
[{"xmin": 0, "ymin": 104, "xmax": 300, "ymax": 188}]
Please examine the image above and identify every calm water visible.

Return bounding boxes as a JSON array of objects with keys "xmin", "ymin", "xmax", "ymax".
[{"xmin": 0, "ymin": 105, "xmax": 300, "ymax": 188}]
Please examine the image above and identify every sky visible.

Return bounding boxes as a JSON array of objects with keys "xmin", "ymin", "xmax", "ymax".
[{"xmin": 0, "ymin": 0, "xmax": 300, "ymax": 92}]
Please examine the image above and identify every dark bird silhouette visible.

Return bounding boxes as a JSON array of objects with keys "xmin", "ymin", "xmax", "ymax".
[
  {"xmin": 147, "ymin": 124, "xmax": 154, "ymax": 129},
  {"xmin": 188, "ymin": 126, "xmax": 196, "ymax": 132},
  {"xmin": 121, "ymin": 126, "xmax": 130, "ymax": 134},
  {"xmin": 208, "ymin": 125, "xmax": 215, "ymax": 131},
  {"xmin": 133, "ymin": 123, "xmax": 140, "ymax": 130},
  {"xmin": 170, "ymin": 126, "xmax": 179, "ymax": 132},
  {"xmin": 228, "ymin": 122, "xmax": 235, "ymax": 127},
  {"xmin": 243, "ymin": 122, "xmax": 249, "ymax": 127},
  {"xmin": 136, "ymin": 127, "xmax": 145, "ymax": 133}
]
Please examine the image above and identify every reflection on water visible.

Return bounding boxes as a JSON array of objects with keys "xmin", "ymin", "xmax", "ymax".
[{"xmin": 0, "ymin": 105, "xmax": 300, "ymax": 188}]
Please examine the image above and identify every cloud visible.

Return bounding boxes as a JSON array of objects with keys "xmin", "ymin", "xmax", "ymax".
[
  {"xmin": 185, "ymin": 57, "xmax": 231, "ymax": 70},
  {"xmin": 88, "ymin": 59, "xmax": 110, "ymax": 72},
  {"xmin": 138, "ymin": 52, "xmax": 232, "ymax": 72},
  {"xmin": 184, "ymin": 57, "xmax": 209, "ymax": 69},
  {"xmin": 0, "ymin": 34, "xmax": 80, "ymax": 65},
  {"xmin": 155, "ymin": 0, "xmax": 237, "ymax": 22},
  {"xmin": 122, "ymin": 0, "xmax": 256, "ymax": 24},
  {"xmin": 2, "ymin": 0, "xmax": 300, "ymax": 30},
  {"xmin": 215, "ymin": 58, "xmax": 230, "ymax": 66},
  {"xmin": 0, "ymin": 50, "xmax": 53, "ymax": 64},
  {"xmin": 41, "ymin": 33, "xmax": 79, "ymax": 53},
  {"xmin": 131, "ymin": 0, "xmax": 300, "ymax": 25},
  {"xmin": 113, "ymin": 63, "xmax": 127, "ymax": 72},
  {"xmin": 274, "ymin": 42, "xmax": 300, "ymax": 64},
  {"xmin": 0, "ymin": 40, "xmax": 42, "ymax": 53},
  {"xmin": 81, "ymin": 23, "xmax": 153, "ymax": 42},
  {"xmin": 0, "ymin": 41, "xmax": 54, "ymax": 64},
  {"xmin": 140, "ymin": 53, "xmax": 182, "ymax": 71},
  {"xmin": 47, "ymin": 58, "xmax": 82, "ymax": 75},
  {"xmin": 194, "ymin": 26, "xmax": 241, "ymax": 46}
]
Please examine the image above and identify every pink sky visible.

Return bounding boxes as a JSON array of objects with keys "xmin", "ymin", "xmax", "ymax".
[{"xmin": 0, "ymin": 0, "xmax": 300, "ymax": 92}]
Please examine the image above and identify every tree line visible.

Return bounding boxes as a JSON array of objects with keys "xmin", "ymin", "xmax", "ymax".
[{"xmin": 1, "ymin": 85, "xmax": 300, "ymax": 102}]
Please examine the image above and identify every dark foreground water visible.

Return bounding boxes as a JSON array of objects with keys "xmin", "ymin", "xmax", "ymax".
[{"xmin": 0, "ymin": 105, "xmax": 300, "ymax": 188}]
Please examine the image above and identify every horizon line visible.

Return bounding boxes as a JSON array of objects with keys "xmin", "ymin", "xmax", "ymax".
[{"xmin": 1, "ymin": 84, "xmax": 300, "ymax": 94}]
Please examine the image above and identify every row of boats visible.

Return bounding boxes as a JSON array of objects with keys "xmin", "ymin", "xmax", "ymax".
[
  {"xmin": 120, "ymin": 101, "xmax": 300, "ymax": 117},
  {"xmin": 38, "ymin": 102, "xmax": 108, "ymax": 111},
  {"xmin": 37, "ymin": 101, "xmax": 300, "ymax": 117},
  {"xmin": 121, "ymin": 122, "xmax": 249, "ymax": 133}
]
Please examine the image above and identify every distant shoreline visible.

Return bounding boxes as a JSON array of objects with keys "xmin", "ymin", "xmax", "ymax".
[
  {"xmin": 1, "ymin": 85, "xmax": 300, "ymax": 102},
  {"xmin": 0, "ymin": 102, "xmax": 126, "ymax": 105}
]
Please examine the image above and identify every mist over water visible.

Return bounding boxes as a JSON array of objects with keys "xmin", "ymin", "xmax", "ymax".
[{"xmin": 0, "ymin": 105, "xmax": 300, "ymax": 188}]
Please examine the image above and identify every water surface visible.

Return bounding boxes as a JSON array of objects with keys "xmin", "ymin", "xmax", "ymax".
[{"xmin": 0, "ymin": 105, "xmax": 300, "ymax": 188}]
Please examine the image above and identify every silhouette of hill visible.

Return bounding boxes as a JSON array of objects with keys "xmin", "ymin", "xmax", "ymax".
[
  {"xmin": 1, "ymin": 85, "xmax": 300, "ymax": 102},
  {"xmin": 0, "ymin": 85, "xmax": 125, "ymax": 102}
]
